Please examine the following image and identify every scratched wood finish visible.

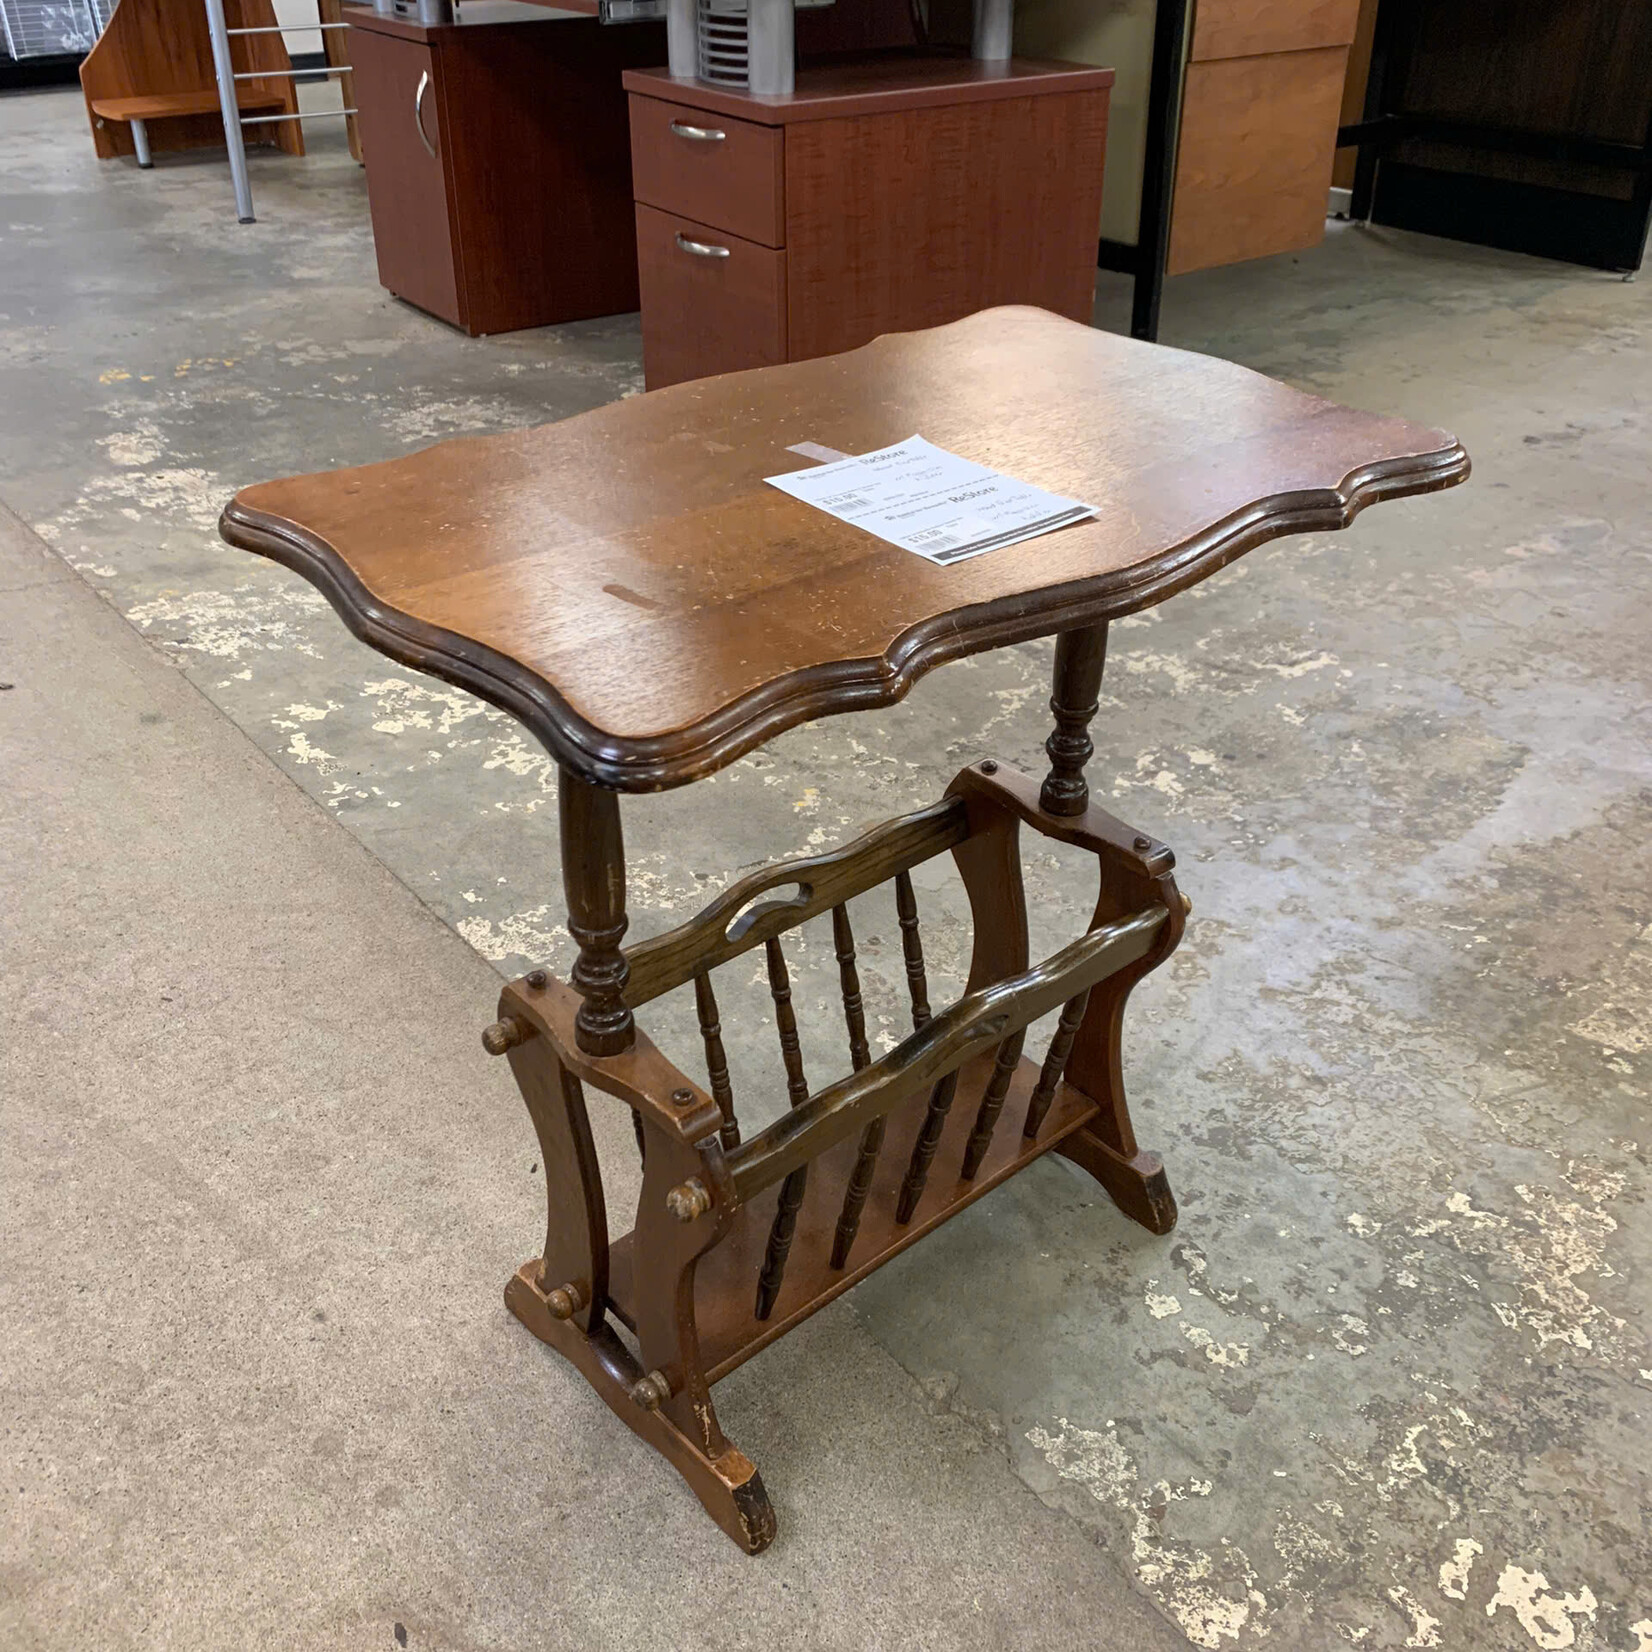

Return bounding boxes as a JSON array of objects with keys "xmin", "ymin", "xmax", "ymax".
[
  {"xmin": 724, "ymin": 909, "xmax": 1166, "ymax": 1202},
  {"xmin": 623, "ymin": 798, "xmax": 966, "ymax": 1007},
  {"xmin": 221, "ymin": 307, "xmax": 1468, "ymax": 792}
]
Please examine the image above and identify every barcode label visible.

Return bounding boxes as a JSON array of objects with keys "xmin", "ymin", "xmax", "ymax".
[
  {"xmin": 906, "ymin": 525, "xmax": 967, "ymax": 552},
  {"xmin": 820, "ymin": 490, "xmax": 878, "ymax": 513}
]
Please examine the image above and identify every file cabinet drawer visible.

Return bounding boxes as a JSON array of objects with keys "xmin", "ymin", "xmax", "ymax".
[
  {"xmin": 635, "ymin": 203, "xmax": 787, "ymax": 389},
  {"xmin": 630, "ymin": 94, "xmax": 786, "ymax": 249}
]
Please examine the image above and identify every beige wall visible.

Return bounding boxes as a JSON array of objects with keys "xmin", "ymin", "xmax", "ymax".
[
  {"xmin": 273, "ymin": 0, "xmax": 322, "ymax": 56},
  {"xmin": 1012, "ymin": 0, "xmax": 1163, "ymax": 244}
]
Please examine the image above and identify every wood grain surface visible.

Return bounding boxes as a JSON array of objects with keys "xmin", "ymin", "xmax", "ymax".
[
  {"xmin": 221, "ymin": 306, "xmax": 1468, "ymax": 791},
  {"xmin": 350, "ymin": 30, "xmax": 463, "ymax": 327},
  {"xmin": 621, "ymin": 53, "xmax": 1113, "ymax": 126},
  {"xmin": 630, "ymin": 94, "xmax": 786, "ymax": 248},
  {"xmin": 80, "ymin": 0, "xmax": 301, "ymax": 162},
  {"xmin": 1190, "ymin": 0, "xmax": 1361, "ymax": 62},
  {"xmin": 1167, "ymin": 47, "xmax": 1351, "ymax": 276},
  {"xmin": 781, "ymin": 88, "xmax": 1107, "ymax": 360},
  {"xmin": 607, "ymin": 1048, "xmax": 1103, "ymax": 1383},
  {"xmin": 634, "ymin": 203, "xmax": 788, "ymax": 389}
]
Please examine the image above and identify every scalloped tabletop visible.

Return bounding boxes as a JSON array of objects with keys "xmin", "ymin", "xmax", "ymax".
[{"xmin": 221, "ymin": 306, "xmax": 1467, "ymax": 791}]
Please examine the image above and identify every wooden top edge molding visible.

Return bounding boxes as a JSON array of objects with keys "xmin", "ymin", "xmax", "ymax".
[
  {"xmin": 220, "ymin": 307, "xmax": 1468, "ymax": 793},
  {"xmin": 620, "ymin": 55, "xmax": 1115, "ymax": 124}
]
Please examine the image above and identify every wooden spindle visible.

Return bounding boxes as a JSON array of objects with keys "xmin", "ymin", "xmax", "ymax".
[
  {"xmin": 632, "ymin": 1108, "xmax": 647, "ymax": 1165},
  {"xmin": 830, "ymin": 1116, "xmax": 884, "ymax": 1271},
  {"xmin": 832, "ymin": 904, "xmax": 872, "ymax": 1071},
  {"xmin": 960, "ymin": 1030, "xmax": 1027, "ymax": 1180},
  {"xmin": 694, "ymin": 970, "xmax": 740, "ymax": 1150},
  {"xmin": 895, "ymin": 1070, "xmax": 959, "ymax": 1224},
  {"xmin": 829, "ymin": 903, "xmax": 878, "ymax": 1269},
  {"xmin": 1023, "ymin": 989, "xmax": 1092, "ymax": 1138},
  {"xmin": 766, "ymin": 936, "xmax": 810, "ymax": 1108},
  {"xmin": 756, "ymin": 1166, "xmax": 806, "ymax": 1320},
  {"xmin": 888, "ymin": 875, "xmax": 951, "ymax": 1226},
  {"xmin": 894, "ymin": 870, "xmax": 932, "ymax": 1028},
  {"xmin": 755, "ymin": 937, "xmax": 810, "ymax": 1319}
]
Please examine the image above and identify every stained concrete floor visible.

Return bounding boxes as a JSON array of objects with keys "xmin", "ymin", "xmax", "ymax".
[{"xmin": 2, "ymin": 81, "xmax": 1649, "ymax": 1650}]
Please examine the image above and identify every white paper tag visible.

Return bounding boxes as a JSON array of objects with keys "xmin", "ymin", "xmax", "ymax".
[{"xmin": 766, "ymin": 435, "xmax": 1096, "ymax": 565}]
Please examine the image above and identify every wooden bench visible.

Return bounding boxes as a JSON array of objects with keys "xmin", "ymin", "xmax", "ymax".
[
  {"xmin": 89, "ymin": 88, "xmax": 290, "ymax": 168},
  {"xmin": 80, "ymin": 0, "xmax": 302, "ymax": 167},
  {"xmin": 219, "ymin": 306, "xmax": 1468, "ymax": 1553}
]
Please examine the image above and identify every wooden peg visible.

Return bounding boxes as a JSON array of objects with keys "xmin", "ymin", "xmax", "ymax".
[
  {"xmin": 482, "ymin": 1017, "xmax": 527, "ymax": 1056},
  {"xmin": 630, "ymin": 1369, "xmax": 672, "ymax": 1410},
  {"xmin": 543, "ymin": 1278, "xmax": 588, "ymax": 1320},
  {"xmin": 666, "ymin": 1178, "xmax": 712, "ymax": 1222}
]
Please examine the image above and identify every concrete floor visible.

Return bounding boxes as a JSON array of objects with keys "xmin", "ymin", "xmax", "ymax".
[{"xmin": 2, "ymin": 82, "xmax": 1649, "ymax": 1650}]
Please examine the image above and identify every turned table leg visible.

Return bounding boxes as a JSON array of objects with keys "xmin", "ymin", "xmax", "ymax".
[
  {"xmin": 1041, "ymin": 622, "xmax": 1109, "ymax": 817},
  {"xmin": 559, "ymin": 768, "xmax": 634, "ymax": 1057}
]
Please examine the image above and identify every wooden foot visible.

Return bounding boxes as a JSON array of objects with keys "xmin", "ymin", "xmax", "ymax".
[
  {"xmin": 505, "ymin": 1262, "xmax": 777, "ymax": 1554},
  {"xmin": 1056, "ymin": 1128, "xmax": 1178, "ymax": 1235}
]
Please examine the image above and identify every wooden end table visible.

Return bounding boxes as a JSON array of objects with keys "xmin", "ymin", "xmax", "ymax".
[{"xmin": 221, "ymin": 306, "xmax": 1467, "ymax": 1553}]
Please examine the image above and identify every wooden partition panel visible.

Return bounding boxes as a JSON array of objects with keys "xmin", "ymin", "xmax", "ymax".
[
  {"xmin": 1191, "ymin": 0, "xmax": 1360, "ymax": 61},
  {"xmin": 1167, "ymin": 0, "xmax": 1359, "ymax": 275}
]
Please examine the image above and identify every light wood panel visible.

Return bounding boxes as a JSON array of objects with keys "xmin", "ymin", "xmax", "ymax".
[
  {"xmin": 317, "ymin": 0, "xmax": 362, "ymax": 164},
  {"xmin": 1168, "ymin": 45, "xmax": 1349, "ymax": 275},
  {"xmin": 1190, "ymin": 0, "xmax": 1361, "ymax": 62},
  {"xmin": 79, "ymin": 0, "xmax": 301, "ymax": 163},
  {"xmin": 1333, "ymin": 0, "xmax": 1380, "ymax": 190}
]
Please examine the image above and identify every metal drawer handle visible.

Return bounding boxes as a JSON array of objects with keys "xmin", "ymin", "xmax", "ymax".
[
  {"xmin": 675, "ymin": 232, "xmax": 731, "ymax": 259},
  {"xmin": 414, "ymin": 69, "xmax": 436, "ymax": 158},
  {"xmin": 669, "ymin": 120, "xmax": 727, "ymax": 142}
]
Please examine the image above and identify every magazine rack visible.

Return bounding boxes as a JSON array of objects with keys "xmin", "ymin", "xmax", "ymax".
[{"xmin": 221, "ymin": 306, "xmax": 1467, "ymax": 1552}]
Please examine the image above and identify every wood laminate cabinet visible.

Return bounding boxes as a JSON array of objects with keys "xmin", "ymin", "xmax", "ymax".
[
  {"xmin": 348, "ymin": 2, "xmax": 664, "ymax": 336},
  {"xmin": 624, "ymin": 56, "xmax": 1112, "ymax": 388}
]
